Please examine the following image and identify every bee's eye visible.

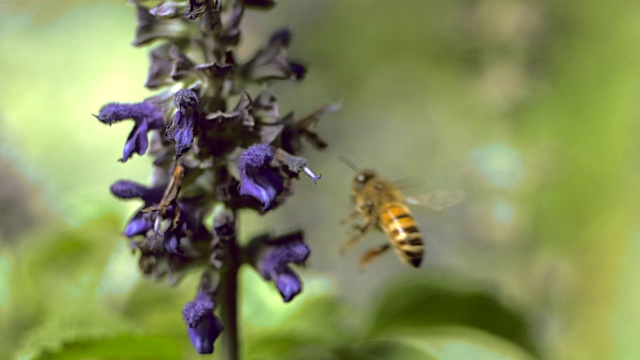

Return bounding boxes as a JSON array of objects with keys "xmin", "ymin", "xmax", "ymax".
[{"xmin": 357, "ymin": 174, "xmax": 365, "ymax": 183}]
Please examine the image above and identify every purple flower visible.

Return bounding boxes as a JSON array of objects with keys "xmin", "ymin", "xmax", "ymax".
[
  {"xmin": 238, "ymin": 144, "xmax": 284, "ymax": 210},
  {"xmin": 182, "ymin": 292, "xmax": 224, "ymax": 354},
  {"xmin": 110, "ymin": 180, "xmax": 154, "ymax": 200},
  {"xmin": 110, "ymin": 180, "xmax": 165, "ymax": 203},
  {"xmin": 259, "ymin": 240, "xmax": 310, "ymax": 302},
  {"xmin": 94, "ymin": 0, "xmax": 330, "ymax": 354},
  {"xmin": 163, "ymin": 231, "xmax": 182, "ymax": 255},
  {"xmin": 162, "ymin": 203, "xmax": 208, "ymax": 255},
  {"xmin": 166, "ymin": 89, "xmax": 199, "ymax": 157},
  {"xmin": 110, "ymin": 180, "xmax": 164, "ymax": 237},
  {"xmin": 124, "ymin": 215, "xmax": 153, "ymax": 238},
  {"xmin": 95, "ymin": 101, "xmax": 166, "ymax": 162}
]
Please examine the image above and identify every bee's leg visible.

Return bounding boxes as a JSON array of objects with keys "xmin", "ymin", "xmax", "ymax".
[
  {"xmin": 339, "ymin": 209, "xmax": 360, "ymax": 225},
  {"xmin": 359, "ymin": 243, "xmax": 391, "ymax": 271},
  {"xmin": 340, "ymin": 219, "xmax": 374, "ymax": 255}
]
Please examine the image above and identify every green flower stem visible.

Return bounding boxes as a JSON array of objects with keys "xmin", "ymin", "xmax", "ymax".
[{"xmin": 219, "ymin": 210, "xmax": 240, "ymax": 360}]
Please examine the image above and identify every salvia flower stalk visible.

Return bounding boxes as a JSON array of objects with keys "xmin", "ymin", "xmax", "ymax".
[{"xmin": 94, "ymin": 0, "xmax": 338, "ymax": 357}]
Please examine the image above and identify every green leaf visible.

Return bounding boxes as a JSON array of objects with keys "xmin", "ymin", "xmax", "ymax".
[
  {"xmin": 244, "ymin": 290, "xmax": 361, "ymax": 359},
  {"xmin": 120, "ymin": 277, "xmax": 197, "ymax": 333},
  {"xmin": 5, "ymin": 215, "xmax": 134, "ymax": 359},
  {"xmin": 21, "ymin": 214, "xmax": 122, "ymax": 289},
  {"xmin": 13, "ymin": 305, "xmax": 135, "ymax": 360},
  {"xmin": 345, "ymin": 327, "xmax": 534, "ymax": 360},
  {"xmin": 366, "ymin": 274, "xmax": 537, "ymax": 356},
  {"xmin": 30, "ymin": 334, "xmax": 184, "ymax": 360},
  {"xmin": 337, "ymin": 338, "xmax": 438, "ymax": 360},
  {"xmin": 241, "ymin": 268, "xmax": 362, "ymax": 360}
]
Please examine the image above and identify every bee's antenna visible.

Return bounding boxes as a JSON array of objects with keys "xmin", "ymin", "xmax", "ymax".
[{"xmin": 339, "ymin": 156, "xmax": 360, "ymax": 172}]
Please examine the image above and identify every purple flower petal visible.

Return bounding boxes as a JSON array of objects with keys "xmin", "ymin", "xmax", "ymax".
[
  {"xmin": 109, "ymin": 180, "xmax": 164, "ymax": 203},
  {"xmin": 182, "ymin": 292, "xmax": 215, "ymax": 327},
  {"xmin": 266, "ymin": 241, "xmax": 310, "ymax": 265},
  {"xmin": 121, "ymin": 119, "xmax": 149, "ymax": 162},
  {"xmin": 187, "ymin": 316, "xmax": 224, "ymax": 354},
  {"xmin": 239, "ymin": 167, "xmax": 283, "ymax": 210},
  {"xmin": 274, "ymin": 268, "xmax": 302, "ymax": 302},
  {"xmin": 164, "ymin": 232, "xmax": 183, "ymax": 255},
  {"xmin": 95, "ymin": 103, "xmax": 135, "ymax": 124},
  {"xmin": 166, "ymin": 89, "xmax": 199, "ymax": 157},
  {"xmin": 259, "ymin": 240, "xmax": 310, "ymax": 302},
  {"xmin": 125, "ymin": 216, "xmax": 153, "ymax": 237},
  {"xmin": 238, "ymin": 144, "xmax": 284, "ymax": 210},
  {"xmin": 183, "ymin": 292, "xmax": 224, "ymax": 354},
  {"xmin": 110, "ymin": 180, "xmax": 149, "ymax": 199},
  {"xmin": 95, "ymin": 101, "xmax": 165, "ymax": 162},
  {"xmin": 240, "ymin": 143, "xmax": 274, "ymax": 168}
]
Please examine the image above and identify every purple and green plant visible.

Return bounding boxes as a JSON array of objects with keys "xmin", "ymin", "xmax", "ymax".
[{"xmin": 94, "ymin": 0, "xmax": 336, "ymax": 357}]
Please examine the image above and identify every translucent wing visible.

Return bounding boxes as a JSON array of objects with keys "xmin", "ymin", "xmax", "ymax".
[
  {"xmin": 405, "ymin": 190, "xmax": 465, "ymax": 211},
  {"xmin": 391, "ymin": 176, "xmax": 425, "ymax": 190}
]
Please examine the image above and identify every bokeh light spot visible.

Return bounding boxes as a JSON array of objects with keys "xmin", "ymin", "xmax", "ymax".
[
  {"xmin": 471, "ymin": 143, "xmax": 525, "ymax": 189},
  {"xmin": 492, "ymin": 199, "xmax": 515, "ymax": 226}
]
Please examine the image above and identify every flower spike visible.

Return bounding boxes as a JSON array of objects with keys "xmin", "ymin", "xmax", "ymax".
[{"xmin": 95, "ymin": 0, "xmax": 334, "ymax": 355}]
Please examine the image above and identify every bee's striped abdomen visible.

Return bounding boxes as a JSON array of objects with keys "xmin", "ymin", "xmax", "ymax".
[{"xmin": 380, "ymin": 203, "xmax": 423, "ymax": 267}]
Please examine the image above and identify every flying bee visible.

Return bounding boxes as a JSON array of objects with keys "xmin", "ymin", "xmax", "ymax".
[{"xmin": 340, "ymin": 158, "xmax": 464, "ymax": 269}]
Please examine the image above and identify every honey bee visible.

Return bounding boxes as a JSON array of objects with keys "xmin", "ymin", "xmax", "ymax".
[{"xmin": 341, "ymin": 159, "xmax": 463, "ymax": 268}]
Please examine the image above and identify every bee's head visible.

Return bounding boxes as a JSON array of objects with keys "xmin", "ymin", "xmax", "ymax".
[
  {"xmin": 352, "ymin": 169, "xmax": 377, "ymax": 190},
  {"xmin": 339, "ymin": 156, "xmax": 375, "ymax": 192}
]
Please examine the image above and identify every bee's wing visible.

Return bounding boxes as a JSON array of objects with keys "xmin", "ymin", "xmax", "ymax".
[
  {"xmin": 391, "ymin": 176, "xmax": 425, "ymax": 190},
  {"xmin": 405, "ymin": 190, "xmax": 465, "ymax": 211}
]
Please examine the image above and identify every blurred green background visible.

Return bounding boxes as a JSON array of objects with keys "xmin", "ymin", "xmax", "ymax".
[{"xmin": 1, "ymin": 1, "xmax": 639, "ymax": 359}]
